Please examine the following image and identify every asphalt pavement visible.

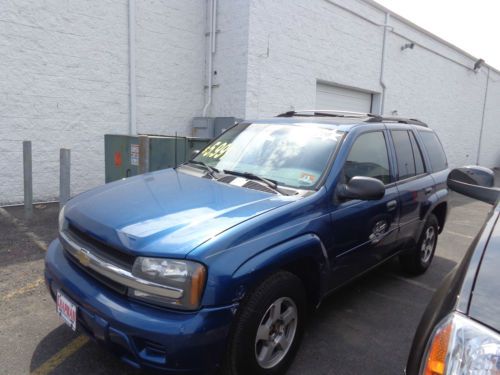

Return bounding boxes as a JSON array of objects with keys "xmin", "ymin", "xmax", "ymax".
[{"xmin": 0, "ymin": 183, "xmax": 497, "ymax": 375}]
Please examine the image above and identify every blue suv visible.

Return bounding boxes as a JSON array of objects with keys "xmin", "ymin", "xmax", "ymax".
[{"xmin": 45, "ymin": 110, "xmax": 449, "ymax": 375}]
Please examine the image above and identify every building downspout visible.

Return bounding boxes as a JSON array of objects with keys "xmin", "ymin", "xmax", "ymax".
[
  {"xmin": 202, "ymin": 0, "xmax": 217, "ymax": 117},
  {"xmin": 476, "ymin": 66, "xmax": 490, "ymax": 165},
  {"xmin": 128, "ymin": 0, "xmax": 137, "ymax": 135},
  {"xmin": 378, "ymin": 12, "xmax": 390, "ymax": 115}
]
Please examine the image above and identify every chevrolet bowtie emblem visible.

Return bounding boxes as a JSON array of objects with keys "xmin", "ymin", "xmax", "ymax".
[{"xmin": 76, "ymin": 248, "xmax": 91, "ymax": 267}]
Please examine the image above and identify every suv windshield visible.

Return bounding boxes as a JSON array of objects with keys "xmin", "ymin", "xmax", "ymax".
[{"xmin": 192, "ymin": 122, "xmax": 343, "ymax": 189}]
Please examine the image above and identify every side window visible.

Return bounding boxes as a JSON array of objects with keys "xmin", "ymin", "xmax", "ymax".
[
  {"xmin": 409, "ymin": 131, "xmax": 425, "ymax": 175},
  {"xmin": 419, "ymin": 131, "xmax": 448, "ymax": 172},
  {"xmin": 344, "ymin": 132, "xmax": 391, "ymax": 184},
  {"xmin": 391, "ymin": 130, "xmax": 416, "ymax": 180}
]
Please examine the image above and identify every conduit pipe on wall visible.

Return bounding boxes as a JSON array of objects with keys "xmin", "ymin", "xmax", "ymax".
[
  {"xmin": 379, "ymin": 12, "xmax": 390, "ymax": 115},
  {"xmin": 476, "ymin": 67, "xmax": 490, "ymax": 165},
  {"xmin": 128, "ymin": 0, "xmax": 137, "ymax": 135},
  {"xmin": 202, "ymin": 0, "xmax": 217, "ymax": 117}
]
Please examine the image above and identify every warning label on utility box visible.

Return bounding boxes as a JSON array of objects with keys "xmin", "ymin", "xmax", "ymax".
[{"xmin": 130, "ymin": 144, "xmax": 139, "ymax": 166}]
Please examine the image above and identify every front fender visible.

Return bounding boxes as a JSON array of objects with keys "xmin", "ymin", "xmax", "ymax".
[
  {"xmin": 231, "ymin": 233, "xmax": 330, "ymax": 305},
  {"xmin": 204, "ymin": 233, "xmax": 330, "ymax": 305}
]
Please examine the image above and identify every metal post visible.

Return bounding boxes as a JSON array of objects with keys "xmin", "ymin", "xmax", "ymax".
[
  {"xmin": 59, "ymin": 149, "xmax": 71, "ymax": 208},
  {"xmin": 23, "ymin": 141, "xmax": 33, "ymax": 219},
  {"xmin": 138, "ymin": 135, "xmax": 149, "ymax": 174}
]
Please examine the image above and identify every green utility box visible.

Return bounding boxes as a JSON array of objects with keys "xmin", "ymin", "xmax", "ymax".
[
  {"xmin": 104, "ymin": 134, "xmax": 139, "ymax": 183},
  {"xmin": 105, "ymin": 134, "xmax": 192, "ymax": 183}
]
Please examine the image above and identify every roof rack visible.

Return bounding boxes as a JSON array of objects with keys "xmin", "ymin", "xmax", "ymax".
[
  {"xmin": 364, "ymin": 116, "xmax": 428, "ymax": 127},
  {"xmin": 276, "ymin": 110, "xmax": 377, "ymax": 118},
  {"xmin": 276, "ymin": 110, "xmax": 428, "ymax": 127}
]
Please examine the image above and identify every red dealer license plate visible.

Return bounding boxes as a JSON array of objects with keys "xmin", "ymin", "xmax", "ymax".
[{"xmin": 57, "ymin": 290, "xmax": 77, "ymax": 331}]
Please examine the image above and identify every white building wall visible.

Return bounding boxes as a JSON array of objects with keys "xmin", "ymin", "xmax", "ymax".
[
  {"xmin": 244, "ymin": 0, "xmax": 500, "ymax": 168},
  {"xmin": 245, "ymin": 0, "xmax": 384, "ymax": 119},
  {"xmin": 0, "ymin": 0, "xmax": 208, "ymax": 205},
  {"xmin": 135, "ymin": 0, "xmax": 206, "ymax": 136},
  {"xmin": 210, "ymin": 0, "xmax": 250, "ymax": 119},
  {"xmin": 0, "ymin": 0, "xmax": 130, "ymax": 205},
  {"xmin": 479, "ymin": 78, "xmax": 500, "ymax": 167}
]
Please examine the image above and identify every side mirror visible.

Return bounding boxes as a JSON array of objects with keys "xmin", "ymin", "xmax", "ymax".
[
  {"xmin": 191, "ymin": 149, "xmax": 201, "ymax": 159},
  {"xmin": 337, "ymin": 176, "xmax": 385, "ymax": 201},
  {"xmin": 447, "ymin": 166, "xmax": 499, "ymax": 205}
]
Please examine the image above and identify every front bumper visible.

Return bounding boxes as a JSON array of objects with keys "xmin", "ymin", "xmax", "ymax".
[{"xmin": 44, "ymin": 239, "xmax": 235, "ymax": 374}]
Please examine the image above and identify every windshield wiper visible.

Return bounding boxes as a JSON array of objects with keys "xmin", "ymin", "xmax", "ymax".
[
  {"xmin": 223, "ymin": 169, "xmax": 291, "ymax": 195},
  {"xmin": 187, "ymin": 160, "xmax": 219, "ymax": 178}
]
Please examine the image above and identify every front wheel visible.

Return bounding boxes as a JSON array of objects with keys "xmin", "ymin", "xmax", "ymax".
[
  {"xmin": 400, "ymin": 214, "xmax": 439, "ymax": 275},
  {"xmin": 222, "ymin": 271, "xmax": 306, "ymax": 375}
]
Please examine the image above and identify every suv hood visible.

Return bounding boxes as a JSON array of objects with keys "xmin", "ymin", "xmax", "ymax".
[{"xmin": 64, "ymin": 169, "xmax": 295, "ymax": 258}]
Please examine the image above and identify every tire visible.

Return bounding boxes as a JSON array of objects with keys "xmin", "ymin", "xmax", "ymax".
[
  {"xmin": 221, "ymin": 271, "xmax": 307, "ymax": 375},
  {"xmin": 400, "ymin": 214, "xmax": 439, "ymax": 275}
]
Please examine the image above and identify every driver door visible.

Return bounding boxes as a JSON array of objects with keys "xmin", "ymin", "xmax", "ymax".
[{"xmin": 329, "ymin": 130, "xmax": 400, "ymax": 286}]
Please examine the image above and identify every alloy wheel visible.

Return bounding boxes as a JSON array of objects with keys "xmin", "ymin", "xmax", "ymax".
[{"xmin": 254, "ymin": 296, "xmax": 298, "ymax": 369}]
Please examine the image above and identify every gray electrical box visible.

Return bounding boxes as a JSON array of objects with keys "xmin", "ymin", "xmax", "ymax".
[
  {"xmin": 214, "ymin": 117, "xmax": 238, "ymax": 136},
  {"xmin": 192, "ymin": 117, "xmax": 215, "ymax": 138}
]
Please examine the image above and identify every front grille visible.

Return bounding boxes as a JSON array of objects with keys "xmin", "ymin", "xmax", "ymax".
[
  {"xmin": 64, "ymin": 249, "xmax": 128, "ymax": 295},
  {"xmin": 67, "ymin": 224, "xmax": 135, "ymax": 270}
]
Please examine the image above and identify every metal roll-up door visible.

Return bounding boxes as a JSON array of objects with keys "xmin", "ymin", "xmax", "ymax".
[{"xmin": 315, "ymin": 83, "xmax": 372, "ymax": 113}]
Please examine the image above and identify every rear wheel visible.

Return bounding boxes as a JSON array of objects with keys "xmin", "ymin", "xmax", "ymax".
[
  {"xmin": 222, "ymin": 271, "xmax": 306, "ymax": 375},
  {"xmin": 400, "ymin": 214, "xmax": 439, "ymax": 275}
]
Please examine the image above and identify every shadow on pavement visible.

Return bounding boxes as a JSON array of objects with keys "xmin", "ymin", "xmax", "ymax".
[{"xmin": 30, "ymin": 324, "xmax": 144, "ymax": 375}]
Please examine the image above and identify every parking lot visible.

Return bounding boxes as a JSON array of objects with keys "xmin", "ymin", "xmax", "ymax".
[{"xmin": 0, "ymin": 187, "xmax": 496, "ymax": 375}]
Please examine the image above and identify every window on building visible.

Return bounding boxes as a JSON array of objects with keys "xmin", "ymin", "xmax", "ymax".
[
  {"xmin": 419, "ymin": 131, "xmax": 448, "ymax": 172},
  {"xmin": 344, "ymin": 131, "xmax": 391, "ymax": 184}
]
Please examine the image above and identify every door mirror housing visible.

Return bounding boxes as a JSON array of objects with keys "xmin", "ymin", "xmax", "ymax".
[
  {"xmin": 337, "ymin": 176, "xmax": 385, "ymax": 201},
  {"xmin": 447, "ymin": 166, "xmax": 499, "ymax": 205}
]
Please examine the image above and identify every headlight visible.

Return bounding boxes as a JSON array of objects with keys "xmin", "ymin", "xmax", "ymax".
[
  {"xmin": 420, "ymin": 312, "xmax": 500, "ymax": 375},
  {"xmin": 129, "ymin": 257, "xmax": 206, "ymax": 310},
  {"xmin": 58, "ymin": 205, "xmax": 67, "ymax": 232}
]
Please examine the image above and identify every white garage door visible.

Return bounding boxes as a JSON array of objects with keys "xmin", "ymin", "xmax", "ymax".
[{"xmin": 315, "ymin": 83, "xmax": 372, "ymax": 113}]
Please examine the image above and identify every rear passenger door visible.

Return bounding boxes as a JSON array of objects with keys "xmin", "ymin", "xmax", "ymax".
[
  {"xmin": 389, "ymin": 127, "xmax": 434, "ymax": 249},
  {"xmin": 330, "ymin": 129, "xmax": 400, "ymax": 285}
]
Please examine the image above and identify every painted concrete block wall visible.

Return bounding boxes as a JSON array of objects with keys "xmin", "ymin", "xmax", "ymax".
[
  {"xmin": 480, "ymin": 80, "xmax": 500, "ymax": 167},
  {"xmin": 0, "ymin": 0, "xmax": 208, "ymax": 204},
  {"xmin": 383, "ymin": 29, "xmax": 486, "ymax": 167},
  {"xmin": 135, "ymin": 0, "xmax": 206, "ymax": 136},
  {"xmin": 245, "ymin": 0, "xmax": 385, "ymax": 119},
  {"xmin": 0, "ymin": 0, "xmax": 130, "ymax": 205},
  {"xmin": 244, "ymin": 0, "xmax": 500, "ymax": 168},
  {"xmin": 210, "ymin": 0, "xmax": 250, "ymax": 119}
]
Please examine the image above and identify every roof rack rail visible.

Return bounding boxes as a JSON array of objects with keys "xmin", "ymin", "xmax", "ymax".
[
  {"xmin": 365, "ymin": 116, "xmax": 428, "ymax": 127},
  {"xmin": 276, "ymin": 109, "xmax": 378, "ymax": 118},
  {"xmin": 276, "ymin": 109, "xmax": 427, "ymax": 127}
]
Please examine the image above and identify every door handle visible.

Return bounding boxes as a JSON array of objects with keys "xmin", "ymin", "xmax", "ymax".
[
  {"xmin": 386, "ymin": 200, "xmax": 397, "ymax": 211},
  {"xmin": 425, "ymin": 187, "xmax": 433, "ymax": 195}
]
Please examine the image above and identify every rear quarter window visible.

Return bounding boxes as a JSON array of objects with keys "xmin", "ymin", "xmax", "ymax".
[{"xmin": 418, "ymin": 131, "xmax": 448, "ymax": 172}]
